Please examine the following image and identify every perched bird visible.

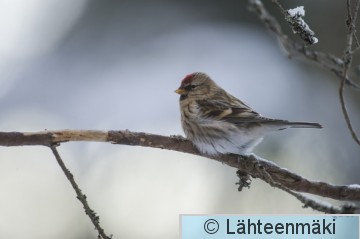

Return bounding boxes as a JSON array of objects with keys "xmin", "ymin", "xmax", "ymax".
[{"xmin": 175, "ymin": 72, "xmax": 322, "ymax": 156}]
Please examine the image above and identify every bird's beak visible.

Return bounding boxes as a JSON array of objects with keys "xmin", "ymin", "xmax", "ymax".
[{"xmin": 175, "ymin": 88, "xmax": 186, "ymax": 95}]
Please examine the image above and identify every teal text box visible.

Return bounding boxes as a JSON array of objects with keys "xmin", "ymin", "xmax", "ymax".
[{"xmin": 181, "ymin": 215, "xmax": 359, "ymax": 239}]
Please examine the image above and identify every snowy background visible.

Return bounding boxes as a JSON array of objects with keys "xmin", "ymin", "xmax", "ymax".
[{"xmin": 0, "ymin": 0, "xmax": 359, "ymax": 238}]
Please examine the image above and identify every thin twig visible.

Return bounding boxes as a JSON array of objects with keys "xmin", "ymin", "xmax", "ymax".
[
  {"xmin": 349, "ymin": 0, "xmax": 360, "ymax": 54},
  {"xmin": 50, "ymin": 145, "xmax": 112, "ymax": 239},
  {"xmin": 339, "ymin": 0, "xmax": 360, "ymax": 146},
  {"xmin": 271, "ymin": 0, "xmax": 287, "ymax": 15}
]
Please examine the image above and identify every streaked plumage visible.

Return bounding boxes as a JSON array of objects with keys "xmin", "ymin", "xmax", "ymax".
[{"xmin": 175, "ymin": 72, "xmax": 322, "ymax": 156}]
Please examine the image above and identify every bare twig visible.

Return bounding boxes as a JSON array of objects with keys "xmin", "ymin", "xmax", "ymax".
[
  {"xmin": 271, "ymin": 0, "xmax": 287, "ymax": 15},
  {"xmin": 248, "ymin": 0, "xmax": 360, "ymax": 89},
  {"xmin": 50, "ymin": 145, "xmax": 112, "ymax": 239},
  {"xmin": 1, "ymin": 130, "xmax": 359, "ymax": 204},
  {"xmin": 339, "ymin": 0, "xmax": 360, "ymax": 146},
  {"xmin": 350, "ymin": 1, "xmax": 360, "ymax": 51}
]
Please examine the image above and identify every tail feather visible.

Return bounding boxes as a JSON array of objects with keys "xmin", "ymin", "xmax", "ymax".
[
  {"xmin": 239, "ymin": 117, "xmax": 323, "ymax": 129},
  {"xmin": 287, "ymin": 121, "xmax": 322, "ymax": 129}
]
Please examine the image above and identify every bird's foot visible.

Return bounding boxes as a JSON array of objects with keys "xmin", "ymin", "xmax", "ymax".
[{"xmin": 170, "ymin": 134, "xmax": 187, "ymax": 141}]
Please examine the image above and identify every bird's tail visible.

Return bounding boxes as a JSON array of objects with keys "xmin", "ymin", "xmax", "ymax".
[
  {"xmin": 287, "ymin": 121, "xmax": 322, "ymax": 129},
  {"xmin": 252, "ymin": 118, "xmax": 322, "ymax": 129}
]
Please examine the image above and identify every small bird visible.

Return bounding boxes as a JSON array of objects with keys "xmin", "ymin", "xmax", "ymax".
[{"xmin": 175, "ymin": 72, "xmax": 322, "ymax": 156}]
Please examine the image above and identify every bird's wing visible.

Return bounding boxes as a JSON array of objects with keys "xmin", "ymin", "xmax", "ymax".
[
  {"xmin": 196, "ymin": 96, "xmax": 288, "ymax": 125},
  {"xmin": 196, "ymin": 96, "xmax": 258, "ymax": 121}
]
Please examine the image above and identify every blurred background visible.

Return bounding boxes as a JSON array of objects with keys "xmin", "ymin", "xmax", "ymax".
[{"xmin": 0, "ymin": 0, "xmax": 359, "ymax": 238}]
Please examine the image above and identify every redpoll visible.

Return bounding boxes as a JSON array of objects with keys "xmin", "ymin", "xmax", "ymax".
[{"xmin": 175, "ymin": 72, "xmax": 322, "ymax": 156}]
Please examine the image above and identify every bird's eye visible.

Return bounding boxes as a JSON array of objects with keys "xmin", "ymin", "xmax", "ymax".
[{"xmin": 184, "ymin": 84, "xmax": 197, "ymax": 91}]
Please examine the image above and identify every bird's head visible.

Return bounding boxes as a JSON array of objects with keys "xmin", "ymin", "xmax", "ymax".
[{"xmin": 175, "ymin": 72, "xmax": 217, "ymax": 100}]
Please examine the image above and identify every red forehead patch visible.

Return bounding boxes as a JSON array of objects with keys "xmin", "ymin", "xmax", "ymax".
[{"xmin": 181, "ymin": 74, "xmax": 193, "ymax": 86}]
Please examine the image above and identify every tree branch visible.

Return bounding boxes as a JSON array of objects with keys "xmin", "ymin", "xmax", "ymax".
[
  {"xmin": 248, "ymin": 0, "xmax": 360, "ymax": 147},
  {"xmin": 248, "ymin": 0, "xmax": 360, "ymax": 89},
  {"xmin": 253, "ymin": 163, "xmax": 356, "ymax": 214},
  {"xmin": 1, "ymin": 130, "xmax": 359, "ymax": 205}
]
